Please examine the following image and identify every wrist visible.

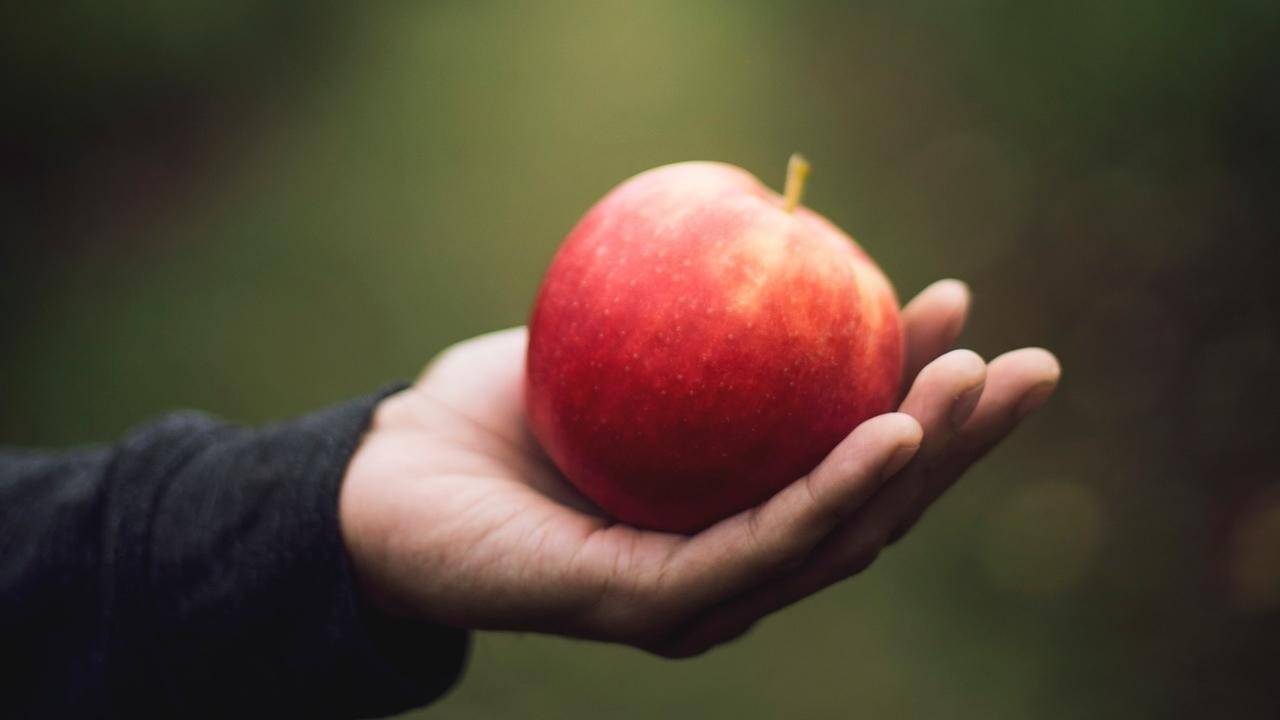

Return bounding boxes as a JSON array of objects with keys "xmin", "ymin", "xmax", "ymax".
[{"xmin": 339, "ymin": 390, "xmax": 417, "ymax": 619}]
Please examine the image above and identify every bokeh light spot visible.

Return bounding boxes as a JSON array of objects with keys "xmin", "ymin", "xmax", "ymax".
[{"xmin": 1226, "ymin": 484, "xmax": 1280, "ymax": 612}]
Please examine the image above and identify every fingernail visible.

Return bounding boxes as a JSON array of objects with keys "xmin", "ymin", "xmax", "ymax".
[
  {"xmin": 950, "ymin": 381, "xmax": 985, "ymax": 429},
  {"xmin": 880, "ymin": 443, "xmax": 919, "ymax": 480},
  {"xmin": 1014, "ymin": 382, "xmax": 1057, "ymax": 421}
]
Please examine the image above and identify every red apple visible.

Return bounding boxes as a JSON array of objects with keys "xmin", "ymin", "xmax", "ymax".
[{"xmin": 526, "ymin": 157, "xmax": 903, "ymax": 533}]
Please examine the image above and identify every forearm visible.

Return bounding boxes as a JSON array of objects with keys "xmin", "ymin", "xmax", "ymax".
[{"xmin": 0, "ymin": 388, "xmax": 468, "ymax": 718}]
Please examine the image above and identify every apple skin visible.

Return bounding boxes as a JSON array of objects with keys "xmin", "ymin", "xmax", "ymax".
[{"xmin": 526, "ymin": 161, "xmax": 903, "ymax": 533}]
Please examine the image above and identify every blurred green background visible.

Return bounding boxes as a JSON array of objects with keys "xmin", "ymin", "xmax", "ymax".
[{"xmin": 4, "ymin": 1, "xmax": 1279, "ymax": 717}]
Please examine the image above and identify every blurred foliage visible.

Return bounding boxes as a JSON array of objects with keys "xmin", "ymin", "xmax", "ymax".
[{"xmin": 3, "ymin": 1, "xmax": 1280, "ymax": 718}]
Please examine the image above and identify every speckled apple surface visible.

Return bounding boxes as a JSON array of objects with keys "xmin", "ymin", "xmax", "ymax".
[{"xmin": 527, "ymin": 161, "xmax": 903, "ymax": 533}]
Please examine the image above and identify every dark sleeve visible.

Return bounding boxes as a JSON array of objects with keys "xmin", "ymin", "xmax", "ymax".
[{"xmin": 0, "ymin": 387, "xmax": 470, "ymax": 719}]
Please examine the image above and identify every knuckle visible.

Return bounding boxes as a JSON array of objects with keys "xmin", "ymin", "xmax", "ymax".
[
  {"xmin": 845, "ymin": 539, "xmax": 883, "ymax": 574},
  {"xmin": 744, "ymin": 507, "xmax": 768, "ymax": 551},
  {"xmin": 596, "ymin": 604, "xmax": 664, "ymax": 645},
  {"xmin": 745, "ymin": 507, "xmax": 808, "ymax": 577},
  {"xmin": 645, "ymin": 625, "xmax": 751, "ymax": 660}
]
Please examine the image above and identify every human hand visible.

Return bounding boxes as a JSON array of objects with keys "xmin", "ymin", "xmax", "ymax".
[{"xmin": 339, "ymin": 279, "xmax": 1060, "ymax": 657}]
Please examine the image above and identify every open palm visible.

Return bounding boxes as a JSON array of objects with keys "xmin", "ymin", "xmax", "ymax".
[{"xmin": 339, "ymin": 279, "xmax": 1060, "ymax": 657}]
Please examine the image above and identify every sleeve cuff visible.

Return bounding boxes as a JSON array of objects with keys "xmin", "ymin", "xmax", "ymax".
[
  {"xmin": 313, "ymin": 384, "xmax": 473, "ymax": 717},
  {"xmin": 107, "ymin": 384, "xmax": 471, "ymax": 718}
]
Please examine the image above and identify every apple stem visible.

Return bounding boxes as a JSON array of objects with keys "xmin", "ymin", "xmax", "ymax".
[{"xmin": 783, "ymin": 153, "xmax": 811, "ymax": 212}]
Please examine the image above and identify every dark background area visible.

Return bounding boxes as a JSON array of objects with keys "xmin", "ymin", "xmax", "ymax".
[{"xmin": 3, "ymin": 2, "xmax": 1279, "ymax": 717}]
